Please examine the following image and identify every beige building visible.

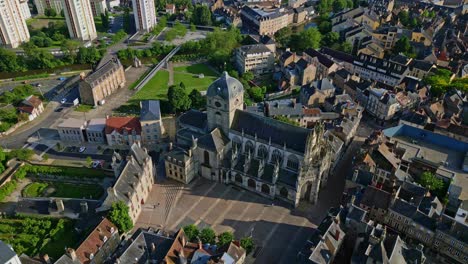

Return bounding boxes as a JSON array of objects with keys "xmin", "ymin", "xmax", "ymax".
[
  {"xmin": 90, "ymin": 0, "xmax": 107, "ymax": 16},
  {"xmin": 57, "ymin": 118, "xmax": 87, "ymax": 142},
  {"xmin": 79, "ymin": 57, "xmax": 125, "ymax": 106},
  {"xmin": 132, "ymin": 0, "xmax": 157, "ymax": 32},
  {"xmin": 240, "ymin": 6, "xmax": 292, "ymax": 35},
  {"xmin": 99, "ymin": 143, "xmax": 154, "ymax": 223},
  {"xmin": 62, "ymin": 0, "xmax": 97, "ymax": 41},
  {"xmin": 365, "ymin": 88, "xmax": 400, "ymax": 121},
  {"xmin": 34, "ymin": 0, "xmax": 63, "ymax": 15},
  {"xmin": 0, "ymin": 0, "xmax": 30, "ymax": 48},
  {"xmin": 17, "ymin": 95, "xmax": 44, "ymax": 121},
  {"xmin": 105, "ymin": 116, "xmax": 142, "ymax": 147},
  {"xmin": 140, "ymin": 100, "xmax": 165, "ymax": 146},
  {"xmin": 165, "ymin": 145, "xmax": 196, "ymax": 184},
  {"xmin": 235, "ymin": 44, "xmax": 275, "ymax": 74}
]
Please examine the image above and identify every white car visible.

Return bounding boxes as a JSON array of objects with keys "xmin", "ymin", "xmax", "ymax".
[
  {"xmin": 79, "ymin": 147, "xmax": 86, "ymax": 153},
  {"xmin": 61, "ymin": 98, "xmax": 67, "ymax": 104}
]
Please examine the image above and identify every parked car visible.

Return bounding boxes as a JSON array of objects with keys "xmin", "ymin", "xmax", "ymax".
[
  {"xmin": 54, "ymin": 107, "xmax": 63, "ymax": 112},
  {"xmin": 61, "ymin": 98, "xmax": 67, "ymax": 104},
  {"xmin": 79, "ymin": 147, "xmax": 86, "ymax": 153},
  {"xmin": 58, "ymin": 77, "xmax": 66, "ymax": 81}
]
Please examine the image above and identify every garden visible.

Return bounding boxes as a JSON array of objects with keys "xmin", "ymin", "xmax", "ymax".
[
  {"xmin": 0, "ymin": 215, "xmax": 80, "ymax": 259},
  {"xmin": 22, "ymin": 181, "xmax": 104, "ymax": 199},
  {"xmin": 173, "ymin": 64, "xmax": 218, "ymax": 91}
]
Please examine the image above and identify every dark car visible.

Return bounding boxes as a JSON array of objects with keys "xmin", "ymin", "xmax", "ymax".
[{"xmin": 54, "ymin": 107, "xmax": 63, "ymax": 112}]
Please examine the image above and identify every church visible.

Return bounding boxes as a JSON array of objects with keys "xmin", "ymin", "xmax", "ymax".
[{"xmin": 166, "ymin": 72, "xmax": 340, "ymax": 207}]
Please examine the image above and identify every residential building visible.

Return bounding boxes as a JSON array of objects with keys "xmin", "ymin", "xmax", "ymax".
[
  {"xmin": 140, "ymin": 100, "xmax": 165, "ymax": 146},
  {"xmin": 165, "ymin": 145, "xmax": 197, "ymax": 184},
  {"xmin": 299, "ymin": 78, "xmax": 336, "ymax": 107},
  {"xmin": 0, "ymin": 240, "xmax": 21, "ymax": 264},
  {"xmin": 365, "ymin": 88, "xmax": 400, "ymax": 121},
  {"xmin": 165, "ymin": 3, "xmax": 175, "ymax": 14},
  {"xmin": 303, "ymin": 49, "xmax": 339, "ymax": 80},
  {"xmin": 297, "ymin": 208, "xmax": 345, "ymax": 263},
  {"xmin": 240, "ymin": 6, "xmax": 292, "ymax": 35},
  {"xmin": 34, "ymin": 0, "xmax": 63, "ymax": 15},
  {"xmin": 288, "ymin": 0, "xmax": 307, "ymax": 8},
  {"xmin": 105, "ymin": 116, "xmax": 142, "ymax": 147},
  {"xmin": 19, "ymin": 0, "xmax": 31, "ymax": 19},
  {"xmin": 408, "ymin": 60, "xmax": 436, "ymax": 80},
  {"xmin": 99, "ymin": 143, "xmax": 154, "ymax": 223},
  {"xmin": 17, "ymin": 95, "xmax": 44, "ymax": 121},
  {"xmin": 235, "ymin": 44, "xmax": 275, "ymax": 74},
  {"xmin": 0, "ymin": 0, "xmax": 30, "ymax": 48},
  {"xmin": 434, "ymin": 214, "xmax": 468, "ymax": 263},
  {"xmin": 58, "ymin": 118, "xmax": 87, "ymax": 142},
  {"xmin": 132, "ymin": 0, "xmax": 157, "ymax": 32},
  {"xmin": 360, "ymin": 185, "xmax": 393, "ymax": 223},
  {"xmin": 62, "ymin": 0, "xmax": 97, "ymax": 41},
  {"xmin": 79, "ymin": 57, "xmax": 126, "ymax": 106},
  {"xmin": 86, "ymin": 118, "xmax": 107, "ymax": 143},
  {"xmin": 90, "ymin": 0, "xmax": 107, "ymax": 16},
  {"xmin": 55, "ymin": 218, "xmax": 120, "ymax": 264},
  {"xmin": 172, "ymin": 72, "xmax": 337, "ymax": 207}
]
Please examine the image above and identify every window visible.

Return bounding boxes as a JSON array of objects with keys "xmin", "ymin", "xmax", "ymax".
[
  {"xmin": 271, "ymin": 149, "xmax": 283, "ymax": 165},
  {"xmin": 286, "ymin": 155, "xmax": 299, "ymax": 171},
  {"xmin": 244, "ymin": 141, "xmax": 255, "ymax": 154},
  {"xmin": 257, "ymin": 145, "xmax": 268, "ymax": 160},
  {"xmin": 204, "ymin": 151, "xmax": 210, "ymax": 166}
]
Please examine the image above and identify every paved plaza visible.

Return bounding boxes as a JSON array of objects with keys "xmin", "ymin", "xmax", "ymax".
[{"xmin": 135, "ymin": 137, "xmax": 363, "ymax": 263}]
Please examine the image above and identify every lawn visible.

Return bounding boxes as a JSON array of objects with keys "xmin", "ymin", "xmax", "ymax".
[
  {"xmin": 173, "ymin": 63, "xmax": 218, "ymax": 91},
  {"xmin": 22, "ymin": 181, "xmax": 104, "ymax": 199},
  {"xmin": 26, "ymin": 17, "xmax": 65, "ymax": 30},
  {"xmin": 75, "ymin": 104, "xmax": 94, "ymax": 112},
  {"xmin": 23, "ymin": 164, "xmax": 113, "ymax": 178},
  {"xmin": 0, "ymin": 216, "xmax": 79, "ymax": 259},
  {"xmin": 131, "ymin": 70, "xmax": 169, "ymax": 101}
]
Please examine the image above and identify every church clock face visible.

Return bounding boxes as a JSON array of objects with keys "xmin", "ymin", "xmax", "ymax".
[{"xmin": 215, "ymin": 101, "xmax": 222, "ymax": 108}]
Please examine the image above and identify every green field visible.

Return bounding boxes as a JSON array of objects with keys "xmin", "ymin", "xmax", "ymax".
[
  {"xmin": 22, "ymin": 181, "xmax": 104, "ymax": 199},
  {"xmin": 131, "ymin": 70, "xmax": 170, "ymax": 101},
  {"xmin": 0, "ymin": 217, "xmax": 79, "ymax": 259},
  {"xmin": 75, "ymin": 104, "xmax": 94, "ymax": 112},
  {"xmin": 173, "ymin": 64, "xmax": 218, "ymax": 91}
]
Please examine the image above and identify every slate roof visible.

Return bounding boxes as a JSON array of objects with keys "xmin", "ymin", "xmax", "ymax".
[
  {"xmin": 105, "ymin": 117, "xmax": 141, "ymax": 135},
  {"xmin": 140, "ymin": 100, "xmax": 161, "ymax": 121},
  {"xmin": 178, "ymin": 109, "xmax": 208, "ymax": 131},
  {"xmin": 198, "ymin": 128, "xmax": 230, "ymax": 152},
  {"xmin": 230, "ymin": 110, "xmax": 310, "ymax": 153},
  {"xmin": 238, "ymin": 44, "xmax": 271, "ymax": 54},
  {"xmin": 320, "ymin": 47, "xmax": 354, "ymax": 63},
  {"xmin": 410, "ymin": 60, "xmax": 434, "ymax": 72},
  {"xmin": 83, "ymin": 57, "xmax": 122, "ymax": 86},
  {"xmin": 360, "ymin": 185, "xmax": 392, "ymax": 210},
  {"xmin": 15, "ymin": 198, "xmax": 101, "ymax": 218},
  {"xmin": 166, "ymin": 146, "xmax": 192, "ymax": 163},
  {"xmin": 0, "ymin": 240, "xmax": 17, "ymax": 263},
  {"xmin": 116, "ymin": 229, "xmax": 174, "ymax": 263},
  {"xmin": 397, "ymin": 181, "xmax": 427, "ymax": 205},
  {"xmin": 437, "ymin": 214, "xmax": 468, "ymax": 244},
  {"xmin": 400, "ymin": 112, "xmax": 427, "ymax": 126},
  {"xmin": 304, "ymin": 48, "xmax": 335, "ymax": 68},
  {"xmin": 390, "ymin": 199, "xmax": 417, "ymax": 218},
  {"xmin": 206, "ymin": 71, "xmax": 243, "ymax": 100}
]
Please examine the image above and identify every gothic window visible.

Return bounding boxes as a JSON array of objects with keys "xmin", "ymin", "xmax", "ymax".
[
  {"xmin": 204, "ymin": 150, "xmax": 210, "ymax": 166},
  {"xmin": 286, "ymin": 155, "xmax": 299, "ymax": 171},
  {"xmin": 248, "ymin": 179, "xmax": 256, "ymax": 188},
  {"xmin": 257, "ymin": 145, "xmax": 268, "ymax": 160},
  {"xmin": 280, "ymin": 187, "xmax": 288, "ymax": 198},
  {"xmin": 232, "ymin": 136, "xmax": 242, "ymax": 152},
  {"xmin": 244, "ymin": 140, "xmax": 255, "ymax": 155},
  {"xmin": 235, "ymin": 175, "xmax": 242, "ymax": 183},
  {"xmin": 261, "ymin": 184, "xmax": 270, "ymax": 194},
  {"xmin": 271, "ymin": 149, "xmax": 283, "ymax": 165}
]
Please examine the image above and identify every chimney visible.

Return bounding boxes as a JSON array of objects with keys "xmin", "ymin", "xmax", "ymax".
[
  {"xmin": 66, "ymin": 248, "xmax": 77, "ymax": 261},
  {"xmin": 151, "ymin": 243, "xmax": 156, "ymax": 252},
  {"xmin": 188, "ymin": 149, "xmax": 192, "ymax": 157},
  {"xmin": 42, "ymin": 254, "xmax": 51, "ymax": 264},
  {"xmin": 80, "ymin": 201, "xmax": 88, "ymax": 214},
  {"xmin": 56, "ymin": 199, "xmax": 65, "ymax": 212},
  {"xmin": 169, "ymin": 142, "xmax": 173, "ymax": 151}
]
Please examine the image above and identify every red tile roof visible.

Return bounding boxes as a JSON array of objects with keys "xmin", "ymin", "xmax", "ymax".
[
  {"xmin": 17, "ymin": 106, "xmax": 34, "ymax": 114},
  {"xmin": 26, "ymin": 95, "xmax": 42, "ymax": 108},
  {"xmin": 75, "ymin": 218, "xmax": 118, "ymax": 264},
  {"xmin": 105, "ymin": 117, "xmax": 141, "ymax": 135}
]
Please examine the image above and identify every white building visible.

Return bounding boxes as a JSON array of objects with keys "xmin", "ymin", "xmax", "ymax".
[
  {"xmin": 132, "ymin": 0, "xmax": 157, "ymax": 32},
  {"xmin": 62, "ymin": 0, "xmax": 97, "ymax": 41},
  {"xmin": 235, "ymin": 44, "xmax": 275, "ymax": 74},
  {"xmin": 90, "ymin": 0, "xmax": 107, "ymax": 16},
  {"xmin": 19, "ymin": 0, "xmax": 31, "ymax": 19},
  {"xmin": 0, "ymin": 0, "xmax": 30, "ymax": 48},
  {"xmin": 365, "ymin": 88, "xmax": 400, "ymax": 121},
  {"xmin": 0, "ymin": 240, "xmax": 21, "ymax": 264},
  {"xmin": 34, "ymin": 0, "xmax": 63, "ymax": 15}
]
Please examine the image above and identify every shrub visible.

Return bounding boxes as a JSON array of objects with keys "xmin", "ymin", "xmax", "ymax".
[
  {"xmin": 199, "ymin": 228, "xmax": 216, "ymax": 244},
  {"xmin": 183, "ymin": 224, "xmax": 199, "ymax": 242},
  {"xmin": 240, "ymin": 237, "xmax": 254, "ymax": 254},
  {"xmin": 109, "ymin": 201, "xmax": 133, "ymax": 233}
]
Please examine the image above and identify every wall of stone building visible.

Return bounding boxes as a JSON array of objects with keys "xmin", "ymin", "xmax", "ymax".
[
  {"xmin": 434, "ymin": 231, "xmax": 468, "ymax": 263},
  {"xmin": 207, "ymin": 93, "xmax": 243, "ymax": 135},
  {"xmin": 58, "ymin": 128, "xmax": 85, "ymax": 142},
  {"xmin": 79, "ymin": 82, "xmax": 96, "ymax": 105}
]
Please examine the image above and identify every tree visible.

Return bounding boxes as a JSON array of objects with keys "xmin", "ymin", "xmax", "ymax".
[
  {"xmin": 86, "ymin": 156, "xmax": 93, "ymax": 167},
  {"xmin": 183, "ymin": 224, "xmax": 199, "ymax": 242},
  {"xmin": 423, "ymin": 69, "xmax": 452, "ymax": 97},
  {"xmin": 339, "ymin": 41, "xmax": 353, "ymax": 54},
  {"xmin": 240, "ymin": 237, "xmax": 254, "ymax": 254},
  {"xmin": 190, "ymin": 23, "xmax": 196, "ymax": 31},
  {"xmin": 318, "ymin": 21, "xmax": 332, "ymax": 34},
  {"xmin": 8, "ymin": 149, "xmax": 34, "ymax": 161},
  {"xmin": 274, "ymin": 27, "xmax": 292, "ymax": 47},
  {"xmin": 322, "ymin": 32, "xmax": 340, "ymax": 46},
  {"xmin": 101, "ymin": 12, "xmax": 110, "ymax": 29},
  {"xmin": 189, "ymin": 89, "xmax": 205, "ymax": 109},
  {"xmin": 167, "ymin": 84, "xmax": 191, "ymax": 113},
  {"xmin": 297, "ymin": 28, "xmax": 322, "ymax": 51},
  {"xmin": 0, "ymin": 48, "xmax": 23, "ymax": 72},
  {"xmin": 45, "ymin": 8, "xmax": 57, "ymax": 17},
  {"xmin": 217, "ymin": 231, "xmax": 234, "ymax": 247},
  {"xmin": 192, "ymin": 4, "xmax": 212, "ymax": 26},
  {"xmin": 42, "ymin": 154, "xmax": 49, "ymax": 162},
  {"xmin": 109, "ymin": 201, "xmax": 133, "ymax": 233},
  {"xmin": 333, "ymin": 0, "xmax": 347, "ymax": 12},
  {"xmin": 199, "ymin": 228, "xmax": 216, "ymax": 244},
  {"xmin": 61, "ymin": 40, "xmax": 81, "ymax": 63},
  {"xmin": 398, "ymin": 11, "xmax": 410, "ymax": 26},
  {"xmin": 419, "ymin": 172, "xmax": 443, "ymax": 192}
]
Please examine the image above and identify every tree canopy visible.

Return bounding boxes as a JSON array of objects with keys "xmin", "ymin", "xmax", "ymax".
[
  {"xmin": 167, "ymin": 83, "xmax": 191, "ymax": 113},
  {"xmin": 183, "ymin": 224, "xmax": 199, "ymax": 242},
  {"xmin": 199, "ymin": 227, "xmax": 216, "ymax": 244},
  {"xmin": 192, "ymin": 4, "xmax": 212, "ymax": 26},
  {"xmin": 108, "ymin": 201, "xmax": 133, "ymax": 233},
  {"xmin": 217, "ymin": 231, "xmax": 234, "ymax": 247},
  {"xmin": 240, "ymin": 237, "xmax": 255, "ymax": 254}
]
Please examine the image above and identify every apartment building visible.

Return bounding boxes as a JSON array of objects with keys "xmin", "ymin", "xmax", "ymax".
[
  {"xmin": 34, "ymin": 0, "xmax": 63, "ymax": 15},
  {"xmin": 0, "ymin": 0, "xmax": 30, "ymax": 48},
  {"xmin": 57, "ymin": 118, "xmax": 87, "ymax": 142},
  {"xmin": 79, "ymin": 57, "xmax": 126, "ymax": 106},
  {"xmin": 165, "ymin": 146, "xmax": 197, "ymax": 184},
  {"xmin": 105, "ymin": 116, "xmax": 142, "ymax": 147},
  {"xmin": 62, "ymin": 0, "xmax": 97, "ymax": 41},
  {"xmin": 132, "ymin": 0, "xmax": 157, "ymax": 32},
  {"xmin": 19, "ymin": 0, "xmax": 31, "ymax": 19},
  {"xmin": 90, "ymin": 0, "xmax": 107, "ymax": 16},
  {"xmin": 240, "ymin": 6, "xmax": 291, "ymax": 35},
  {"xmin": 140, "ymin": 100, "xmax": 165, "ymax": 145},
  {"xmin": 235, "ymin": 44, "xmax": 275, "ymax": 74},
  {"xmin": 365, "ymin": 88, "xmax": 400, "ymax": 121}
]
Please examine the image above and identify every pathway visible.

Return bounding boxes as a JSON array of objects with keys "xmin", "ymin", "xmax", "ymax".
[{"xmin": 168, "ymin": 62, "xmax": 174, "ymax": 86}]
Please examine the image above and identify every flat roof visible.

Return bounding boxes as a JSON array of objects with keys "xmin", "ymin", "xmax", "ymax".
[{"xmin": 58, "ymin": 118, "xmax": 86, "ymax": 129}]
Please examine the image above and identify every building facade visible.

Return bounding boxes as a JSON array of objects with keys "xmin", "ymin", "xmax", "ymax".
[
  {"xmin": 140, "ymin": 100, "xmax": 165, "ymax": 146},
  {"xmin": 366, "ymin": 88, "xmax": 400, "ymax": 121},
  {"xmin": 105, "ymin": 116, "xmax": 142, "ymax": 147},
  {"xmin": 90, "ymin": 0, "xmax": 107, "ymax": 16},
  {"xmin": 19, "ymin": 0, "xmax": 31, "ymax": 19},
  {"xmin": 132, "ymin": 0, "xmax": 157, "ymax": 32},
  {"xmin": 0, "ymin": 0, "xmax": 30, "ymax": 48},
  {"xmin": 165, "ymin": 145, "xmax": 197, "ymax": 184},
  {"xmin": 17, "ymin": 95, "xmax": 44, "ymax": 121},
  {"xmin": 34, "ymin": 0, "xmax": 63, "ymax": 15},
  {"xmin": 57, "ymin": 118, "xmax": 87, "ymax": 142},
  {"xmin": 79, "ymin": 58, "xmax": 125, "ymax": 106},
  {"xmin": 240, "ymin": 6, "xmax": 291, "ymax": 35},
  {"xmin": 62, "ymin": 0, "xmax": 97, "ymax": 41},
  {"xmin": 235, "ymin": 44, "xmax": 275, "ymax": 74},
  {"xmin": 86, "ymin": 118, "xmax": 107, "ymax": 143}
]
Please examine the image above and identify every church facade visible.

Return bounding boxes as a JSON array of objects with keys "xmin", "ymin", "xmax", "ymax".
[{"xmin": 169, "ymin": 72, "xmax": 338, "ymax": 206}]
